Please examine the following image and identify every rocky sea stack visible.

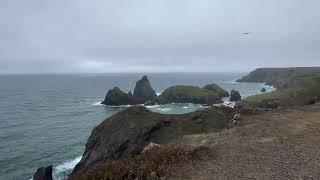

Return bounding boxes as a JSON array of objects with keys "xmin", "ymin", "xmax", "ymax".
[
  {"xmin": 133, "ymin": 75, "xmax": 157, "ymax": 101},
  {"xmin": 102, "ymin": 76, "xmax": 229, "ymax": 106},
  {"xmin": 101, "ymin": 75, "xmax": 157, "ymax": 105}
]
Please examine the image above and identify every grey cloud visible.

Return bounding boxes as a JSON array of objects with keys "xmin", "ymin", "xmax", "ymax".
[{"xmin": 0, "ymin": 0, "xmax": 319, "ymax": 73}]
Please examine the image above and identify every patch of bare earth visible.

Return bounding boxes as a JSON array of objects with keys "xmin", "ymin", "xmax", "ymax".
[{"xmin": 170, "ymin": 103, "xmax": 320, "ymax": 179}]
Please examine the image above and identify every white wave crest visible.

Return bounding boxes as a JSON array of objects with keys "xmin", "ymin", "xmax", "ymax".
[
  {"xmin": 159, "ymin": 108, "xmax": 172, "ymax": 112},
  {"xmin": 92, "ymin": 101, "xmax": 102, "ymax": 106},
  {"xmin": 53, "ymin": 156, "xmax": 82, "ymax": 180}
]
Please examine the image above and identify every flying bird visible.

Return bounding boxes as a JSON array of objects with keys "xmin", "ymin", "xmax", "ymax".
[{"xmin": 242, "ymin": 32, "xmax": 252, "ymax": 35}]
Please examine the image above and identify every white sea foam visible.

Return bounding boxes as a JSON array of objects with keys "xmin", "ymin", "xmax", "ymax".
[
  {"xmin": 159, "ymin": 108, "xmax": 172, "ymax": 112},
  {"xmin": 146, "ymin": 104, "xmax": 160, "ymax": 108},
  {"xmin": 53, "ymin": 156, "xmax": 82, "ymax": 180},
  {"xmin": 92, "ymin": 101, "xmax": 102, "ymax": 106},
  {"xmin": 182, "ymin": 106, "xmax": 189, "ymax": 109}
]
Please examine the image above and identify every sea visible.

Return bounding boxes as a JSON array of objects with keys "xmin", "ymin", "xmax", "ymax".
[{"xmin": 0, "ymin": 73, "xmax": 275, "ymax": 180}]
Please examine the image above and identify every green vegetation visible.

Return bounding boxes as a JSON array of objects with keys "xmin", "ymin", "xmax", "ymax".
[
  {"xmin": 246, "ymin": 74, "xmax": 320, "ymax": 106},
  {"xmin": 156, "ymin": 84, "xmax": 229, "ymax": 105}
]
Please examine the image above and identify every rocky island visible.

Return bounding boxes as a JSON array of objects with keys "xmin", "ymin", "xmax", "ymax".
[
  {"xmin": 101, "ymin": 75, "xmax": 157, "ymax": 105},
  {"xmin": 156, "ymin": 84, "xmax": 229, "ymax": 105},
  {"xmin": 102, "ymin": 75, "xmax": 230, "ymax": 106}
]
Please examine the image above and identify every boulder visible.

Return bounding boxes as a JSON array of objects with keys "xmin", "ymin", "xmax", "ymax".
[
  {"xmin": 261, "ymin": 88, "xmax": 266, "ymax": 92},
  {"xmin": 33, "ymin": 165, "xmax": 53, "ymax": 180},
  {"xmin": 133, "ymin": 75, "xmax": 157, "ymax": 102},
  {"xmin": 230, "ymin": 90, "xmax": 241, "ymax": 102}
]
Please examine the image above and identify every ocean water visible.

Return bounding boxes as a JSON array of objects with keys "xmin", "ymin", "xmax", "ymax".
[{"xmin": 0, "ymin": 73, "xmax": 274, "ymax": 180}]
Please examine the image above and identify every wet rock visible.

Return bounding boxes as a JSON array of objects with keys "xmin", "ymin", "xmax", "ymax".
[
  {"xmin": 230, "ymin": 90, "xmax": 241, "ymax": 102},
  {"xmin": 33, "ymin": 165, "xmax": 53, "ymax": 180},
  {"xmin": 261, "ymin": 88, "xmax": 266, "ymax": 92}
]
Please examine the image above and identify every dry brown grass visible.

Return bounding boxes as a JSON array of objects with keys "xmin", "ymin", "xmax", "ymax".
[{"xmin": 69, "ymin": 146, "xmax": 215, "ymax": 180}]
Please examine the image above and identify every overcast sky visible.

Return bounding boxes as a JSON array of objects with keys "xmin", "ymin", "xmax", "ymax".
[{"xmin": 0, "ymin": 0, "xmax": 319, "ymax": 74}]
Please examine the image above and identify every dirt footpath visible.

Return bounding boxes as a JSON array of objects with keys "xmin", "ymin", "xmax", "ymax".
[{"xmin": 172, "ymin": 103, "xmax": 320, "ymax": 180}]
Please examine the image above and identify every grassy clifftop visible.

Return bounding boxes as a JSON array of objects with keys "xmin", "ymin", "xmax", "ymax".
[
  {"xmin": 237, "ymin": 67, "xmax": 320, "ymax": 88},
  {"xmin": 156, "ymin": 84, "xmax": 229, "ymax": 105},
  {"xmin": 241, "ymin": 68, "xmax": 320, "ymax": 106}
]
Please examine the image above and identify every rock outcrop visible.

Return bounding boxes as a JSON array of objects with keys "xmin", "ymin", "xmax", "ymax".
[
  {"xmin": 101, "ymin": 87, "xmax": 133, "ymax": 105},
  {"xmin": 230, "ymin": 90, "xmax": 241, "ymax": 102},
  {"xmin": 102, "ymin": 77, "xmax": 229, "ymax": 106},
  {"xmin": 133, "ymin": 75, "xmax": 157, "ymax": 101},
  {"xmin": 261, "ymin": 88, "xmax": 266, "ymax": 92},
  {"xmin": 101, "ymin": 76, "xmax": 156, "ymax": 105},
  {"xmin": 156, "ymin": 84, "xmax": 229, "ymax": 105},
  {"xmin": 70, "ymin": 105, "xmax": 234, "ymax": 177},
  {"xmin": 33, "ymin": 165, "xmax": 53, "ymax": 180}
]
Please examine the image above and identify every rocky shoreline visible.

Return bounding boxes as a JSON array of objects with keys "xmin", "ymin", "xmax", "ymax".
[{"xmin": 33, "ymin": 67, "xmax": 320, "ymax": 180}]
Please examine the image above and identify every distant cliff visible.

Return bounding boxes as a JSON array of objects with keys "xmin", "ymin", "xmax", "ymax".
[
  {"xmin": 237, "ymin": 67, "xmax": 320, "ymax": 88},
  {"xmin": 238, "ymin": 67, "xmax": 320, "ymax": 106}
]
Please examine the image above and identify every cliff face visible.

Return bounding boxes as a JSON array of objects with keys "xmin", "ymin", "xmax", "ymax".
[
  {"xmin": 238, "ymin": 67, "xmax": 320, "ymax": 106},
  {"xmin": 237, "ymin": 67, "xmax": 320, "ymax": 88},
  {"xmin": 70, "ymin": 105, "xmax": 234, "ymax": 177}
]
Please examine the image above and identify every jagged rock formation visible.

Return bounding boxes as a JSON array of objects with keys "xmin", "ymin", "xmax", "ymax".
[
  {"xmin": 101, "ymin": 87, "xmax": 133, "ymax": 105},
  {"xmin": 70, "ymin": 105, "xmax": 234, "ymax": 177},
  {"xmin": 133, "ymin": 75, "xmax": 157, "ymax": 101},
  {"xmin": 102, "ymin": 76, "xmax": 229, "ymax": 106},
  {"xmin": 156, "ymin": 84, "xmax": 229, "ymax": 105},
  {"xmin": 101, "ymin": 76, "xmax": 156, "ymax": 105},
  {"xmin": 33, "ymin": 165, "xmax": 53, "ymax": 180},
  {"xmin": 230, "ymin": 90, "xmax": 241, "ymax": 102}
]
